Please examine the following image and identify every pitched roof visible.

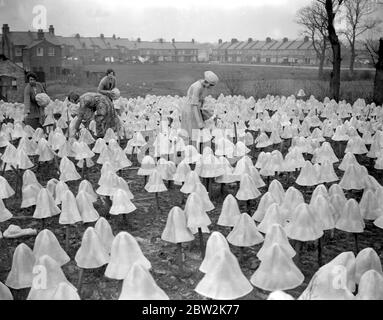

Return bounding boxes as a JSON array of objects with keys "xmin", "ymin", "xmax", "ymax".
[
  {"xmin": 25, "ymin": 38, "xmax": 61, "ymax": 49},
  {"xmin": 262, "ymin": 40, "xmax": 278, "ymax": 50},
  {"xmin": 7, "ymin": 31, "xmax": 61, "ymax": 46},
  {"xmin": 249, "ymin": 40, "xmax": 267, "ymax": 49},
  {"xmin": 278, "ymin": 39, "xmax": 294, "ymax": 50},
  {"xmin": 218, "ymin": 42, "xmax": 232, "ymax": 50},
  {"xmin": 56, "ymin": 36, "xmax": 83, "ymax": 50},
  {"xmin": 136, "ymin": 41, "xmax": 175, "ymax": 50},
  {"xmin": 243, "ymin": 40, "xmax": 258, "ymax": 49},
  {"xmin": 172, "ymin": 41, "xmax": 199, "ymax": 49}
]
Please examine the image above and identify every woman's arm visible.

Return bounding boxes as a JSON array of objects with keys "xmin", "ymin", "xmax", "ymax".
[
  {"xmin": 73, "ymin": 99, "xmax": 86, "ymax": 133},
  {"xmin": 98, "ymin": 77, "xmax": 112, "ymax": 97},
  {"xmin": 192, "ymin": 103, "xmax": 204, "ymax": 129}
]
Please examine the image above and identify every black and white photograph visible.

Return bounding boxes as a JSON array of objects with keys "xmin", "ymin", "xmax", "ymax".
[{"xmin": 0, "ymin": 0, "xmax": 383, "ymax": 306}]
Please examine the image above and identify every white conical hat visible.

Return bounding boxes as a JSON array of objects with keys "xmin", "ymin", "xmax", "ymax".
[
  {"xmin": 253, "ymin": 192, "xmax": 278, "ymax": 222},
  {"xmin": 180, "ymin": 171, "xmax": 201, "ymax": 194},
  {"xmin": 285, "ymin": 203, "xmax": 323, "ymax": 241},
  {"xmin": 173, "ymin": 160, "xmax": 191, "ymax": 185},
  {"xmin": 27, "ymin": 255, "xmax": 76, "ymax": 300},
  {"xmin": 110, "ymin": 189, "xmax": 137, "ymax": 215},
  {"xmin": 119, "ymin": 263, "xmax": 169, "ymax": 300},
  {"xmin": 0, "ymin": 281, "xmax": 13, "ymax": 300},
  {"xmin": 227, "ymin": 213, "xmax": 264, "ymax": 247},
  {"xmin": 250, "ymin": 243, "xmax": 304, "ymax": 291},
  {"xmin": 195, "ymin": 249, "xmax": 253, "ymax": 300},
  {"xmin": 0, "ymin": 176, "xmax": 15, "ymax": 200},
  {"xmin": 296, "ymin": 161, "xmax": 319, "ymax": 186},
  {"xmin": 144, "ymin": 170, "xmax": 167, "ymax": 193},
  {"xmin": 51, "ymin": 282, "xmax": 81, "ymax": 300},
  {"xmin": 78, "ymin": 180, "xmax": 98, "ymax": 203},
  {"xmin": 267, "ymin": 290, "xmax": 295, "ymax": 300},
  {"xmin": 75, "ymin": 227, "xmax": 110, "ymax": 269},
  {"xmin": 258, "ymin": 203, "xmax": 286, "ymax": 234},
  {"xmin": 115, "ymin": 177, "xmax": 134, "ymax": 200},
  {"xmin": 33, "ymin": 188, "xmax": 61, "ymax": 219},
  {"xmin": 54, "ymin": 181, "xmax": 70, "ymax": 205},
  {"xmin": 298, "ymin": 262, "xmax": 355, "ymax": 300},
  {"xmin": 59, "ymin": 190, "xmax": 82, "ymax": 225},
  {"xmin": 355, "ymin": 248, "xmax": 382, "ymax": 284},
  {"xmin": 281, "ymin": 187, "xmax": 305, "ymax": 219},
  {"xmin": 20, "ymin": 183, "xmax": 41, "ymax": 209},
  {"xmin": 236, "ymin": 174, "xmax": 261, "ymax": 201},
  {"xmin": 22, "ymin": 170, "xmax": 42, "ymax": 189},
  {"xmin": 95, "ymin": 217, "xmax": 114, "ymax": 254},
  {"xmin": 356, "ymin": 270, "xmax": 383, "ymax": 300},
  {"xmin": 335, "ymin": 199, "xmax": 365, "ymax": 233},
  {"xmin": 33, "ymin": 229, "xmax": 70, "ymax": 266},
  {"xmin": 184, "ymin": 192, "xmax": 211, "ymax": 233},
  {"xmin": 59, "ymin": 156, "xmax": 81, "ymax": 182},
  {"xmin": 309, "ymin": 195, "xmax": 336, "ymax": 230},
  {"xmin": 5, "ymin": 243, "xmax": 35, "ymax": 289},
  {"xmin": 105, "ymin": 232, "xmax": 152, "ymax": 280},
  {"xmin": 76, "ymin": 191, "xmax": 99, "ymax": 223},
  {"xmin": 36, "ymin": 138, "xmax": 54, "ymax": 162},
  {"xmin": 359, "ymin": 189, "xmax": 381, "ymax": 220},
  {"xmin": 339, "ymin": 164, "xmax": 365, "ymax": 190},
  {"xmin": 199, "ymin": 232, "xmax": 231, "ymax": 274},
  {"xmin": 257, "ymin": 224, "xmax": 296, "ymax": 261},
  {"xmin": 0, "ymin": 198, "xmax": 12, "ymax": 223},
  {"xmin": 92, "ymin": 138, "xmax": 107, "ymax": 154},
  {"xmin": 190, "ymin": 182, "xmax": 215, "ymax": 212},
  {"xmin": 217, "ymin": 194, "xmax": 241, "ymax": 227},
  {"xmin": 161, "ymin": 207, "xmax": 195, "ymax": 244}
]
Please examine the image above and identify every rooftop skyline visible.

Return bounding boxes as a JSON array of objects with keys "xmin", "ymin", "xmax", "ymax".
[{"xmin": 0, "ymin": 0, "xmax": 317, "ymax": 43}]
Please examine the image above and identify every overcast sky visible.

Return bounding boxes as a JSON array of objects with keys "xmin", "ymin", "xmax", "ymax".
[{"xmin": 0, "ymin": 0, "xmax": 381, "ymax": 42}]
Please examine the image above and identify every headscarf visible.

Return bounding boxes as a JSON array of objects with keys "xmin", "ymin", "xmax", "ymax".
[{"xmin": 204, "ymin": 71, "xmax": 219, "ymax": 86}]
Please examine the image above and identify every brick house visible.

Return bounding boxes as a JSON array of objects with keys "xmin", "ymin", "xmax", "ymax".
[
  {"xmin": 172, "ymin": 39, "xmax": 199, "ymax": 63},
  {"xmin": 2, "ymin": 24, "xmax": 63, "ymax": 80},
  {"xmin": 0, "ymin": 54, "xmax": 26, "ymax": 102}
]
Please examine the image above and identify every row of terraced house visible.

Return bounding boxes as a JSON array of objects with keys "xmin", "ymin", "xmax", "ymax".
[
  {"xmin": 212, "ymin": 37, "xmax": 319, "ymax": 65},
  {"xmin": 0, "ymin": 24, "xmax": 212, "ymax": 80}
]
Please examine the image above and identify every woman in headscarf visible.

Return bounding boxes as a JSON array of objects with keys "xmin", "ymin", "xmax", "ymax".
[
  {"xmin": 23, "ymin": 72, "xmax": 47, "ymax": 129},
  {"xmin": 180, "ymin": 71, "xmax": 219, "ymax": 144},
  {"xmin": 68, "ymin": 91, "xmax": 119, "ymax": 138}
]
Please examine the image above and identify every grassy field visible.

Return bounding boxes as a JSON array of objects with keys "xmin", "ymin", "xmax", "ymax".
[{"xmin": 47, "ymin": 63, "xmax": 375, "ymax": 103}]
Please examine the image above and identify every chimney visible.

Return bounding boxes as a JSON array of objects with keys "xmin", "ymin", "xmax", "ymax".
[
  {"xmin": 113, "ymin": 34, "xmax": 116, "ymax": 40},
  {"xmin": 100, "ymin": 34, "xmax": 104, "ymax": 39},
  {"xmin": 266, "ymin": 37, "xmax": 272, "ymax": 43},
  {"xmin": 49, "ymin": 25, "xmax": 54, "ymax": 35},
  {"xmin": 283, "ymin": 37, "xmax": 288, "ymax": 43},
  {"xmin": 159, "ymin": 38, "xmax": 163, "ymax": 43},
  {"xmin": 172, "ymin": 38, "xmax": 175, "ymax": 44},
  {"xmin": 248, "ymin": 37, "xmax": 253, "ymax": 43},
  {"xmin": 304, "ymin": 36, "xmax": 309, "ymax": 42},
  {"xmin": 218, "ymin": 39, "xmax": 222, "ymax": 44},
  {"xmin": 231, "ymin": 38, "xmax": 238, "ymax": 44},
  {"xmin": 137, "ymin": 37, "xmax": 141, "ymax": 43},
  {"xmin": 37, "ymin": 29, "xmax": 44, "ymax": 40},
  {"xmin": 191, "ymin": 38, "xmax": 195, "ymax": 44},
  {"xmin": 75, "ymin": 33, "xmax": 80, "ymax": 39},
  {"xmin": 2, "ymin": 24, "xmax": 10, "ymax": 35}
]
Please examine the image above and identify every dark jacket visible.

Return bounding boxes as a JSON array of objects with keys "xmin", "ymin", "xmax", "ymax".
[{"xmin": 24, "ymin": 83, "xmax": 46, "ymax": 121}]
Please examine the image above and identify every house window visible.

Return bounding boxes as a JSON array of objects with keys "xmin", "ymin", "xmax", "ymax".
[
  {"xmin": 50, "ymin": 67, "xmax": 55, "ymax": 74},
  {"xmin": 266, "ymin": 58, "xmax": 271, "ymax": 63},
  {"xmin": 15, "ymin": 48, "xmax": 22, "ymax": 57},
  {"xmin": 36, "ymin": 47, "xmax": 44, "ymax": 56},
  {"xmin": 48, "ymin": 47, "xmax": 55, "ymax": 56},
  {"xmin": 56, "ymin": 67, "xmax": 61, "ymax": 75}
]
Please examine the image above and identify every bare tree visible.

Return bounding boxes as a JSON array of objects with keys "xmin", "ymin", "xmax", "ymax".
[
  {"xmin": 296, "ymin": 2, "xmax": 329, "ymax": 78},
  {"xmin": 317, "ymin": 0, "xmax": 344, "ymax": 102},
  {"xmin": 340, "ymin": 0, "xmax": 381, "ymax": 77},
  {"xmin": 373, "ymin": 38, "xmax": 383, "ymax": 106},
  {"xmin": 221, "ymin": 71, "xmax": 245, "ymax": 96}
]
